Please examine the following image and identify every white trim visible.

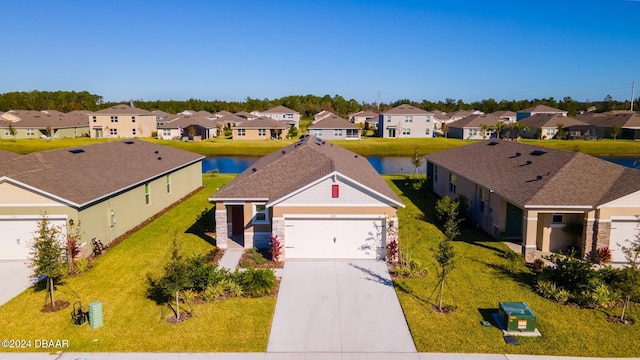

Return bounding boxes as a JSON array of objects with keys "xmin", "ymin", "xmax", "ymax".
[
  {"xmin": 524, "ymin": 205, "xmax": 593, "ymax": 210},
  {"xmin": 209, "ymin": 197, "xmax": 269, "ymax": 202},
  {"xmin": 611, "ymin": 216, "xmax": 640, "ymax": 221},
  {"xmin": 0, "ymin": 203, "xmax": 69, "ymax": 207},
  {"xmin": 524, "ymin": 217, "xmax": 538, "ymax": 221},
  {"xmin": 284, "ymin": 214, "xmax": 386, "ymax": 220},
  {"xmin": 268, "ymin": 171, "xmax": 405, "ymax": 208},
  {"xmin": 221, "ymin": 201, "xmax": 247, "ymax": 206},
  {"xmin": 525, "ymin": 244, "xmax": 537, "ymax": 249},
  {"xmin": 274, "ymin": 203, "xmax": 391, "ymax": 207},
  {"xmin": 252, "ymin": 203, "xmax": 270, "ymax": 224},
  {"xmin": 0, "ymin": 214, "xmax": 67, "ymax": 221}
]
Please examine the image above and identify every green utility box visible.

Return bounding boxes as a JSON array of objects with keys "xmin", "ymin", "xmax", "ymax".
[
  {"xmin": 88, "ymin": 301, "xmax": 103, "ymax": 329},
  {"xmin": 498, "ymin": 302, "xmax": 536, "ymax": 332}
]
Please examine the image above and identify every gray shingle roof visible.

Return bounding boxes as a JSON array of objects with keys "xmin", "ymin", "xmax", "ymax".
[
  {"xmin": 93, "ymin": 104, "xmax": 153, "ymax": 115},
  {"xmin": 0, "ymin": 110, "xmax": 88, "ymax": 128},
  {"xmin": 518, "ymin": 114, "xmax": 588, "ymax": 128},
  {"xmin": 235, "ymin": 117, "xmax": 288, "ymax": 129},
  {"xmin": 262, "ymin": 105, "xmax": 299, "ymax": 114},
  {"xmin": 157, "ymin": 115, "xmax": 218, "ymax": 129},
  {"xmin": 576, "ymin": 113, "xmax": 640, "ymax": 128},
  {"xmin": 518, "ymin": 105, "xmax": 566, "ymax": 114},
  {"xmin": 0, "ymin": 140, "xmax": 203, "ymax": 207},
  {"xmin": 210, "ymin": 136, "xmax": 403, "ymax": 207},
  {"xmin": 308, "ymin": 115, "xmax": 359, "ymax": 129},
  {"xmin": 381, "ymin": 105, "xmax": 433, "ymax": 115},
  {"xmin": 426, "ymin": 140, "xmax": 640, "ymax": 207},
  {"xmin": 447, "ymin": 114, "xmax": 502, "ymax": 129}
]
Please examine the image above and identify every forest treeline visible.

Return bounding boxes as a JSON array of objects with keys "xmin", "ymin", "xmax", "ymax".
[{"xmin": 0, "ymin": 90, "xmax": 636, "ymax": 118}]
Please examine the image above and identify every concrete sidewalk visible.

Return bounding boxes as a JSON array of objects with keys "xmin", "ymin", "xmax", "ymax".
[{"xmin": 0, "ymin": 260, "xmax": 34, "ymax": 306}]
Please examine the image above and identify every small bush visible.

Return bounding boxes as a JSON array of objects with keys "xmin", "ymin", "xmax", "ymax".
[
  {"xmin": 241, "ymin": 248, "xmax": 267, "ymax": 267},
  {"xmin": 595, "ymin": 246, "xmax": 612, "ymax": 265},
  {"xmin": 180, "ymin": 289, "xmax": 197, "ymax": 304},
  {"xmin": 227, "ymin": 281, "xmax": 243, "ymax": 297},
  {"xmin": 531, "ymin": 258, "xmax": 546, "ymax": 274},
  {"xmin": 74, "ymin": 258, "xmax": 90, "ymax": 273},
  {"xmin": 502, "ymin": 248, "xmax": 524, "ymax": 273},
  {"xmin": 202, "ymin": 284, "xmax": 225, "ymax": 302},
  {"xmin": 269, "ymin": 235, "xmax": 283, "ymax": 263},
  {"xmin": 394, "ymin": 260, "xmax": 427, "ymax": 278},
  {"xmin": 187, "ymin": 255, "xmax": 223, "ymax": 292},
  {"xmin": 241, "ymin": 268, "xmax": 276, "ymax": 297},
  {"xmin": 554, "ymin": 288, "xmax": 571, "ymax": 304},
  {"xmin": 537, "ymin": 279, "xmax": 558, "ymax": 299}
]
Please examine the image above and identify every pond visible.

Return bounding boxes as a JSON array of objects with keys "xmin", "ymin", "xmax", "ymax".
[{"xmin": 201, "ymin": 155, "xmax": 640, "ymax": 175}]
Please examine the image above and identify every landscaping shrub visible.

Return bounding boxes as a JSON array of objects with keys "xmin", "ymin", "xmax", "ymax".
[
  {"xmin": 595, "ymin": 246, "xmax": 612, "ymax": 265},
  {"xmin": 269, "ymin": 235, "xmax": 282, "ymax": 263},
  {"xmin": 201, "ymin": 285, "xmax": 224, "ymax": 302},
  {"xmin": 240, "ymin": 248, "xmax": 267, "ymax": 267},
  {"xmin": 241, "ymin": 268, "xmax": 277, "ymax": 297},
  {"xmin": 74, "ymin": 258, "xmax": 90, "ymax": 273},
  {"xmin": 502, "ymin": 248, "xmax": 524, "ymax": 273},
  {"xmin": 228, "ymin": 281, "xmax": 243, "ymax": 297},
  {"xmin": 531, "ymin": 258, "xmax": 546, "ymax": 274},
  {"xmin": 434, "ymin": 196, "xmax": 456, "ymax": 225},
  {"xmin": 186, "ymin": 255, "xmax": 225, "ymax": 292},
  {"xmin": 180, "ymin": 289, "xmax": 198, "ymax": 304}
]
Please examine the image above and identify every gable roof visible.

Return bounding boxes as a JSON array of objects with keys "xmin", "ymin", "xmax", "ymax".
[
  {"xmin": 518, "ymin": 114, "xmax": 588, "ymax": 128},
  {"xmin": 0, "ymin": 140, "xmax": 203, "ymax": 208},
  {"xmin": 430, "ymin": 110, "xmax": 449, "ymax": 121},
  {"xmin": 262, "ymin": 105, "xmax": 299, "ymax": 114},
  {"xmin": 490, "ymin": 110, "xmax": 516, "ymax": 117},
  {"xmin": 210, "ymin": 136, "xmax": 403, "ymax": 207},
  {"xmin": 381, "ymin": 105, "xmax": 432, "ymax": 116},
  {"xmin": 447, "ymin": 114, "xmax": 502, "ymax": 129},
  {"xmin": 576, "ymin": 113, "xmax": 640, "ymax": 128},
  {"xmin": 308, "ymin": 115, "xmax": 359, "ymax": 129},
  {"xmin": 234, "ymin": 111, "xmax": 255, "ymax": 119},
  {"xmin": 0, "ymin": 110, "xmax": 89, "ymax": 129},
  {"xmin": 518, "ymin": 105, "xmax": 566, "ymax": 114},
  {"xmin": 157, "ymin": 115, "xmax": 218, "ymax": 129},
  {"xmin": 93, "ymin": 104, "xmax": 153, "ymax": 115},
  {"xmin": 0, "ymin": 149, "xmax": 21, "ymax": 163},
  {"xmin": 235, "ymin": 117, "xmax": 288, "ymax": 129},
  {"xmin": 426, "ymin": 140, "xmax": 640, "ymax": 207}
]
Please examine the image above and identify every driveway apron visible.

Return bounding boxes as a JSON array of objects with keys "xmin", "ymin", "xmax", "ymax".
[
  {"xmin": 267, "ymin": 260, "xmax": 416, "ymax": 353},
  {"xmin": 0, "ymin": 260, "xmax": 33, "ymax": 306}
]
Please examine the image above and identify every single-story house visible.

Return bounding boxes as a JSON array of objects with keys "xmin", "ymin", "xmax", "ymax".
[
  {"xmin": 210, "ymin": 136, "xmax": 404, "ymax": 260},
  {"xmin": 232, "ymin": 117, "xmax": 289, "ymax": 140},
  {"xmin": 518, "ymin": 114, "xmax": 589, "ymax": 139},
  {"xmin": 350, "ymin": 110, "xmax": 379, "ymax": 128},
  {"xmin": 447, "ymin": 109, "xmax": 484, "ymax": 122},
  {"xmin": 252, "ymin": 105, "xmax": 301, "ymax": 127},
  {"xmin": 426, "ymin": 140, "xmax": 640, "ymax": 263},
  {"xmin": 446, "ymin": 114, "xmax": 502, "ymax": 140},
  {"xmin": 430, "ymin": 110, "xmax": 451, "ymax": 134},
  {"xmin": 516, "ymin": 105, "xmax": 567, "ymax": 121},
  {"xmin": 0, "ymin": 110, "xmax": 90, "ymax": 139},
  {"xmin": 0, "ymin": 140, "xmax": 203, "ymax": 260},
  {"xmin": 234, "ymin": 111, "xmax": 258, "ymax": 120},
  {"xmin": 157, "ymin": 115, "xmax": 219, "ymax": 140},
  {"xmin": 308, "ymin": 114, "xmax": 361, "ymax": 140},
  {"xmin": 313, "ymin": 110, "xmax": 334, "ymax": 124},
  {"xmin": 575, "ymin": 112, "xmax": 640, "ymax": 140}
]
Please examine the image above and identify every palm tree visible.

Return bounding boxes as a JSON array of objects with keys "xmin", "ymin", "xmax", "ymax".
[
  {"xmin": 493, "ymin": 121, "xmax": 508, "ymax": 139},
  {"xmin": 556, "ymin": 123, "xmax": 566, "ymax": 142},
  {"xmin": 479, "ymin": 124, "xmax": 490, "ymax": 140},
  {"xmin": 510, "ymin": 122, "xmax": 530, "ymax": 141}
]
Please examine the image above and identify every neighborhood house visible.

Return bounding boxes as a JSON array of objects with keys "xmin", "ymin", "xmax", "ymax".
[
  {"xmin": 210, "ymin": 136, "xmax": 404, "ymax": 260},
  {"xmin": 426, "ymin": 140, "xmax": 640, "ymax": 263}
]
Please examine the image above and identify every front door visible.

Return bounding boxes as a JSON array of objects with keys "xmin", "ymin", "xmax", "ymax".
[
  {"xmin": 505, "ymin": 202, "xmax": 523, "ymax": 239},
  {"xmin": 231, "ymin": 206, "xmax": 244, "ymax": 236},
  {"xmin": 94, "ymin": 128, "xmax": 103, "ymax": 138},
  {"xmin": 388, "ymin": 128, "xmax": 396, "ymax": 138}
]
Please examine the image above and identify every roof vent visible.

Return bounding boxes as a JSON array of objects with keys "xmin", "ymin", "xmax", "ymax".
[
  {"xmin": 154, "ymin": 150, "xmax": 159, "ymax": 154},
  {"xmin": 69, "ymin": 149, "xmax": 85, "ymax": 154},
  {"xmin": 124, "ymin": 140, "xmax": 135, "ymax": 144},
  {"xmin": 251, "ymin": 168, "xmax": 257, "ymax": 173},
  {"xmin": 157, "ymin": 157, "xmax": 162, "ymax": 160},
  {"xmin": 354, "ymin": 155, "xmax": 358, "ymax": 158},
  {"xmin": 488, "ymin": 141, "xmax": 499, "ymax": 146},
  {"xmin": 530, "ymin": 150, "xmax": 547, "ymax": 156},
  {"xmin": 536, "ymin": 175, "xmax": 543, "ymax": 180},
  {"xmin": 281, "ymin": 150, "xmax": 286, "ymax": 154},
  {"xmin": 515, "ymin": 152, "xmax": 521, "ymax": 157}
]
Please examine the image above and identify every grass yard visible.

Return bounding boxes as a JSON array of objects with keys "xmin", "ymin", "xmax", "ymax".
[
  {"xmin": 0, "ymin": 174, "xmax": 276, "ymax": 353},
  {"xmin": 2, "ymin": 137, "xmax": 640, "ymax": 158},
  {"xmin": 387, "ymin": 175, "xmax": 640, "ymax": 357}
]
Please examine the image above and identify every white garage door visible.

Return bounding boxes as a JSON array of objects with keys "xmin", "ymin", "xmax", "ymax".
[
  {"xmin": 610, "ymin": 219, "xmax": 640, "ymax": 263},
  {"xmin": 0, "ymin": 218, "xmax": 67, "ymax": 260},
  {"xmin": 284, "ymin": 217, "xmax": 385, "ymax": 259}
]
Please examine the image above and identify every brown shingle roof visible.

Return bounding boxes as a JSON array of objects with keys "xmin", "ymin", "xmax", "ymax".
[
  {"xmin": 447, "ymin": 114, "xmax": 503, "ymax": 129},
  {"xmin": 93, "ymin": 104, "xmax": 153, "ymax": 115},
  {"xmin": 0, "ymin": 110, "xmax": 89, "ymax": 128},
  {"xmin": 518, "ymin": 105, "xmax": 566, "ymax": 114},
  {"xmin": 0, "ymin": 149, "xmax": 21, "ymax": 163},
  {"xmin": 576, "ymin": 113, "xmax": 640, "ymax": 128},
  {"xmin": 235, "ymin": 117, "xmax": 288, "ymax": 129},
  {"xmin": 308, "ymin": 115, "xmax": 359, "ymax": 129},
  {"xmin": 262, "ymin": 105, "xmax": 299, "ymax": 114},
  {"xmin": 157, "ymin": 115, "xmax": 218, "ymax": 129},
  {"xmin": 426, "ymin": 140, "xmax": 640, "ymax": 207},
  {"xmin": 0, "ymin": 140, "xmax": 203, "ymax": 207},
  {"xmin": 210, "ymin": 136, "xmax": 403, "ymax": 207},
  {"xmin": 381, "ymin": 105, "xmax": 432, "ymax": 115},
  {"xmin": 519, "ymin": 114, "xmax": 588, "ymax": 128}
]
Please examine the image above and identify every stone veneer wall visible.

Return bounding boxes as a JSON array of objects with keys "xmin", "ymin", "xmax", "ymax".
[
  {"xmin": 583, "ymin": 220, "xmax": 611, "ymax": 260},
  {"xmin": 272, "ymin": 218, "xmax": 285, "ymax": 262},
  {"xmin": 215, "ymin": 209, "xmax": 228, "ymax": 249}
]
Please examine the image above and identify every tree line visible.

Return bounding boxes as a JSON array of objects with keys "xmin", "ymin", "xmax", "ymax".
[{"xmin": 0, "ymin": 90, "xmax": 636, "ymax": 118}]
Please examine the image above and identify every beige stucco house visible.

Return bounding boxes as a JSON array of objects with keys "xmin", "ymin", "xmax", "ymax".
[
  {"xmin": 89, "ymin": 104, "xmax": 157, "ymax": 138},
  {"xmin": 232, "ymin": 117, "xmax": 289, "ymax": 140},
  {"xmin": 0, "ymin": 140, "xmax": 203, "ymax": 260},
  {"xmin": 0, "ymin": 110, "xmax": 90, "ymax": 139},
  {"xmin": 426, "ymin": 140, "xmax": 640, "ymax": 263},
  {"xmin": 252, "ymin": 105, "xmax": 301, "ymax": 127},
  {"xmin": 210, "ymin": 136, "xmax": 404, "ymax": 260}
]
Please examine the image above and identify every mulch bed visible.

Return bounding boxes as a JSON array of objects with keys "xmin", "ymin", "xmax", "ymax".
[
  {"xmin": 605, "ymin": 316, "xmax": 635, "ymax": 325},
  {"xmin": 41, "ymin": 300, "xmax": 70, "ymax": 313},
  {"xmin": 432, "ymin": 304, "xmax": 455, "ymax": 314},
  {"xmin": 166, "ymin": 311, "xmax": 192, "ymax": 324},
  {"xmin": 239, "ymin": 248, "xmax": 284, "ymax": 269}
]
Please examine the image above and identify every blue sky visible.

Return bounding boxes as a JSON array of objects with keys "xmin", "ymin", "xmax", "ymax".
[{"xmin": 1, "ymin": 0, "xmax": 639, "ymax": 104}]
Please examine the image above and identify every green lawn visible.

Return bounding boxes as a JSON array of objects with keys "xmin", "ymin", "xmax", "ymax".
[
  {"xmin": 3, "ymin": 137, "xmax": 640, "ymax": 157},
  {"xmin": 387, "ymin": 176, "xmax": 640, "ymax": 357},
  {"xmin": 0, "ymin": 174, "xmax": 276, "ymax": 353}
]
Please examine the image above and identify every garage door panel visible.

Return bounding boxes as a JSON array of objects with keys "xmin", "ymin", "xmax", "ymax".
[
  {"xmin": 285, "ymin": 218, "xmax": 384, "ymax": 259},
  {"xmin": 0, "ymin": 218, "xmax": 67, "ymax": 260},
  {"xmin": 610, "ymin": 220, "xmax": 640, "ymax": 263}
]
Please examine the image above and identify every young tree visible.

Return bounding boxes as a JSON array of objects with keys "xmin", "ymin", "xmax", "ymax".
[
  {"xmin": 161, "ymin": 238, "xmax": 191, "ymax": 320},
  {"xmin": 618, "ymin": 226, "xmax": 640, "ymax": 322},
  {"xmin": 435, "ymin": 200, "xmax": 460, "ymax": 311},
  {"xmin": 410, "ymin": 147, "xmax": 423, "ymax": 178},
  {"xmin": 494, "ymin": 121, "xmax": 508, "ymax": 139},
  {"xmin": 30, "ymin": 216, "xmax": 66, "ymax": 307},
  {"xmin": 556, "ymin": 123, "xmax": 566, "ymax": 142},
  {"xmin": 610, "ymin": 124, "xmax": 620, "ymax": 141},
  {"xmin": 479, "ymin": 124, "xmax": 490, "ymax": 140},
  {"xmin": 8, "ymin": 122, "xmax": 17, "ymax": 140}
]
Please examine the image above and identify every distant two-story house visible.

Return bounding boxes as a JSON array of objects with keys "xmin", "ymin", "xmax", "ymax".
[
  {"xmin": 489, "ymin": 110, "xmax": 517, "ymax": 123},
  {"xmin": 89, "ymin": 104, "xmax": 157, "ymax": 138},
  {"xmin": 252, "ymin": 106, "xmax": 301, "ymax": 128},
  {"xmin": 447, "ymin": 114, "xmax": 502, "ymax": 140},
  {"xmin": 377, "ymin": 105, "xmax": 434, "ymax": 138},
  {"xmin": 516, "ymin": 105, "xmax": 567, "ymax": 121},
  {"xmin": 308, "ymin": 114, "xmax": 361, "ymax": 140},
  {"xmin": 350, "ymin": 110, "xmax": 379, "ymax": 128}
]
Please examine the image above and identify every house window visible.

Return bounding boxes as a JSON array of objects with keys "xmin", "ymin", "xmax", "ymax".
[
  {"xmin": 253, "ymin": 203, "xmax": 269, "ymax": 224},
  {"xmin": 426, "ymin": 116, "xmax": 431, "ymax": 123},
  {"xmin": 109, "ymin": 129, "xmax": 118, "ymax": 135},
  {"xmin": 405, "ymin": 116, "xmax": 413, "ymax": 123},
  {"xmin": 131, "ymin": 116, "xmax": 136, "ymax": 123},
  {"xmin": 332, "ymin": 184, "xmax": 339, "ymax": 198},
  {"xmin": 258, "ymin": 129, "xmax": 266, "ymax": 136},
  {"xmin": 386, "ymin": 115, "xmax": 391, "ymax": 123},
  {"xmin": 434, "ymin": 165, "xmax": 438, "ymax": 182},
  {"xmin": 469, "ymin": 129, "xmax": 478, "ymax": 137},
  {"xmin": 334, "ymin": 129, "xmax": 343, "ymax": 137},
  {"xmin": 402, "ymin": 128, "xmax": 411, "ymax": 135},
  {"xmin": 551, "ymin": 214, "xmax": 564, "ymax": 224},
  {"xmin": 132, "ymin": 128, "xmax": 137, "ymax": 136},
  {"xmin": 166, "ymin": 174, "xmax": 171, "ymax": 194},
  {"xmin": 346, "ymin": 129, "xmax": 359, "ymax": 138},
  {"xmin": 111, "ymin": 116, "xmax": 118, "ymax": 123},
  {"xmin": 546, "ymin": 128, "xmax": 555, "ymax": 136},
  {"xmin": 26, "ymin": 129, "xmax": 35, "ymax": 136},
  {"xmin": 449, "ymin": 173, "xmax": 457, "ymax": 193},
  {"xmin": 286, "ymin": 114, "xmax": 293, "ymax": 119},
  {"xmin": 312, "ymin": 129, "xmax": 322, "ymax": 137},
  {"xmin": 425, "ymin": 128, "xmax": 430, "ymax": 135},
  {"xmin": 163, "ymin": 129, "xmax": 171, "ymax": 137},
  {"xmin": 144, "ymin": 183, "xmax": 150, "ymax": 205},
  {"xmin": 238, "ymin": 129, "xmax": 245, "ymax": 136},
  {"xmin": 92, "ymin": 116, "xmax": 97, "ymax": 123}
]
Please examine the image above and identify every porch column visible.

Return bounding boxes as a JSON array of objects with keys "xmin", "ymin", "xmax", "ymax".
[
  {"xmin": 272, "ymin": 218, "xmax": 285, "ymax": 262},
  {"xmin": 215, "ymin": 209, "xmax": 228, "ymax": 249},
  {"xmin": 522, "ymin": 210, "xmax": 538, "ymax": 262}
]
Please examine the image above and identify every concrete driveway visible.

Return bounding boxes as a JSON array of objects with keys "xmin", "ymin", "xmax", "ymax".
[
  {"xmin": 0, "ymin": 260, "xmax": 34, "ymax": 306},
  {"xmin": 267, "ymin": 260, "xmax": 416, "ymax": 353}
]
